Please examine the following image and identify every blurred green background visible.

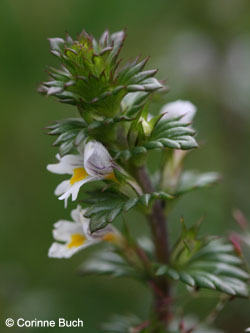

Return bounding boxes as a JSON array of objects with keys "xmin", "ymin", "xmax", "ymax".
[{"xmin": 1, "ymin": 0, "xmax": 250, "ymax": 332}]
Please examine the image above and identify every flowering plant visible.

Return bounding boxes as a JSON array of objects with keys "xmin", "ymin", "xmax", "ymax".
[{"xmin": 39, "ymin": 30, "xmax": 250, "ymax": 332}]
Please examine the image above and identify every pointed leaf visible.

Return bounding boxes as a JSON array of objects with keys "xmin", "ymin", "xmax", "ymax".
[
  {"xmin": 83, "ymin": 190, "xmax": 173, "ymax": 232},
  {"xmin": 156, "ymin": 222, "xmax": 249, "ymax": 298}
]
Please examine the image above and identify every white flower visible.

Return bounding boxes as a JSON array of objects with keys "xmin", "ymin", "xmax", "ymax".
[
  {"xmin": 84, "ymin": 141, "xmax": 114, "ymax": 176},
  {"xmin": 47, "ymin": 141, "xmax": 115, "ymax": 207},
  {"xmin": 160, "ymin": 100, "xmax": 197, "ymax": 124},
  {"xmin": 48, "ymin": 205, "xmax": 119, "ymax": 259}
]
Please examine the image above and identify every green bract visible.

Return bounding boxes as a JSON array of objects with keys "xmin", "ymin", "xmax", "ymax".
[
  {"xmin": 115, "ymin": 116, "xmax": 198, "ymax": 161},
  {"xmin": 83, "ymin": 189, "xmax": 174, "ymax": 232},
  {"xmin": 39, "ymin": 30, "xmax": 162, "ymax": 123},
  {"xmin": 156, "ymin": 221, "xmax": 249, "ymax": 297}
]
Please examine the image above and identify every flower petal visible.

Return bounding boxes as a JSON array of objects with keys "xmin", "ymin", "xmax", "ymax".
[
  {"xmin": 70, "ymin": 205, "xmax": 84, "ymax": 223},
  {"xmin": 47, "ymin": 154, "xmax": 83, "ymax": 175},
  {"xmin": 55, "ymin": 180, "xmax": 71, "ymax": 196},
  {"xmin": 58, "ymin": 176, "xmax": 97, "ymax": 206},
  {"xmin": 161, "ymin": 100, "xmax": 197, "ymax": 124},
  {"xmin": 48, "ymin": 242, "xmax": 90, "ymax": 259},
  {"xmin": 84, "ymin": 141, "xmax": 113, "ymax": 176},
  {"xmin": 52, "ymin": 220, "xmax": 83, "ymax": 242}
]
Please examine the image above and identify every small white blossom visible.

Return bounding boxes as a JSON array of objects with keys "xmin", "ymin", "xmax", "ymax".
[
  {"xmin": 84, "ymin": 141, "xmax": 114, "ymax": 176},
  {"xmin": 48, "ymin": 205, "xmax": 119, "ymax": 259},
  {"xmin": 47, "ymin": 141, "xmax": 115, "ymax": 207},
  {"xmin": 161, "ymin": 100, "xmax": 197, "ymax": 124}
]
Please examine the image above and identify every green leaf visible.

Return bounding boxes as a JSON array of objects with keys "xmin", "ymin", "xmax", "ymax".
[
  {"xmin": 39, "ymin": 30, "xmax": 162, "ymax": 120},
  {"xmin": 156, "ymin": 233, "xmax": 249, "ymax": 297},
  {"xmin": 83, "ymin": 190, "xmax": 174, "ymax": 232},
  {"xmin": 87, "ymin": 114, "xmax": 136, "ymax": 131},
  {"xmin": 106, "ymin": 30, "xmax": 126, "ymax": 64},
  {"xmin": 115, "ymin": 117, "xmax": 198, "ymax": 160},
  {"xmin": 121, "ymin": 91, "xmax": 149, "ymax": 117},
  {"xmin": 47, "ymin": 116, "xmax": 138, "ymax": 156},
  {"xmin": 47, "ymin": 118, "xmax": 87, "ymax": 156},
  {"xmin": 175, "ymin": 171, "xmax": 221, "ymax": 195},
  {"xmin": 79, "ymin": 250, "xmax": 138, "ymax": 279}
]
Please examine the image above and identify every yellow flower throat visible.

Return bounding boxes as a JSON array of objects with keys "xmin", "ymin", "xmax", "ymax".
[
  {"xmin": 70, "ymin": 168, "xmax": 88, "ymax": 185},
  {"xmin": 70, "ymin": 167, "xmax": 116, "ymax": 185},
  {"xmin": 68, "ymin": 234, "xmax": 86, "ymax": 248}
]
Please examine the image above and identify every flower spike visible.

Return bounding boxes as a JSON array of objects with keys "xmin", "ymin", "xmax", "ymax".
[{"xmin": 39, "ymin": 30, "xmax": 162, "ymax": 122}]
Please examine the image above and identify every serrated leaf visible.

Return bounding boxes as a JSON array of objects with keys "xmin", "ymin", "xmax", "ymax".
[
  {"xmin": 115, "ymin": 118, "xmax": 198, "ymax": 160},
  {"xmin": 48, "ymin": 38, "xmax": 64, "ymax": 52},
  {"xmin": 59, "ymin": 140, "xmax": 75, "ymax": 156},
  {"xmin": 107, "ymin": 30, "xmax": 126, "ymax": 64},
  {"xmin": 156, "ymin": 236, "xmax": 249, "ymax": 297},
  {"xmin": 47, "ymin": 118, "xmax": 87, "ymax": 156},
  {"xmin": 121, "ymin": 91, "xmax": 149, "ymax": 117},
  {"xmin": 79, "ymin": 250, "xmax": 138, "ymax": 279},
  {"xmin": 47, "ymin": 115, "xmax": 137, "ymax": 156},
  {"xmin": 83, "ymin": 190, "xmax": 174, "ymax": 232},
  {"xmin": 175, "ymin": 171, "xmax": 221, "ymax": 196},
  {"xmin": 118, "ymin": 57, "xmax": 149, "ymax": 84},
  {"xmin": 40, "ymin": 30, "xmax": 163, "ymax": 119}
]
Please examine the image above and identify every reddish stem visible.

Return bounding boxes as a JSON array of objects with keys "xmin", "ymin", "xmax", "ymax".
[{"xmin": 135, "ymin": 165, "xmax": 171, "ymax": 327}]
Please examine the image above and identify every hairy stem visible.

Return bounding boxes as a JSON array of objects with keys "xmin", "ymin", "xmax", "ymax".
[{"xmin": 135, "ymin": 165, "xmax": 171, "ymax": 327}]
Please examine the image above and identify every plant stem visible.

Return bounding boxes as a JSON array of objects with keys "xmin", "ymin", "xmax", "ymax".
[{"xmin": 135, "ymin": 165, "xmax": 171, "ymax": 327}]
